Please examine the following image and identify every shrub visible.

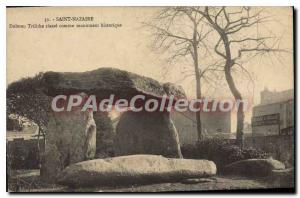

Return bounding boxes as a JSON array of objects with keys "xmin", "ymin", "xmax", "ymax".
[
  {"xmin": 242, "ymin": 147, "xmax": 269, "ymax": 159},
  {"xmin": 181, "ymin": 138, "xmax": 268, "ymax": 172},
  {"xmin": 7, "ymin": 139, "xmax": 42, "ymax": 170}
]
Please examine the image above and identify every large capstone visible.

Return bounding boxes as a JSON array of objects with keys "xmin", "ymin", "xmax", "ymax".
[
  {"xmin": 114, "ymin": 111, "xmax": 182, "ymax": 158},
  {"xmin": 42, "ymin": 67, "xmax": 186, "ymax": 102},
  {"xmin": 57, "ymin": 155, "xmax": 217, "ymax": 187},
  {"xmin": 40, "ymin": 94, "xmax": 96, "ymax": 183}
]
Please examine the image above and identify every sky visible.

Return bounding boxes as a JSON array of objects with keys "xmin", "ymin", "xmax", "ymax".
[{"xmin": 7, "ymin": 7, "xmax": 294, "ymax": 130}]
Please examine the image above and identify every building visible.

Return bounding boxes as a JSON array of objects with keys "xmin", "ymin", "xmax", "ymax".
[
  {"xmin": 243, "ymin": 122, "xmax": 252, "ymax": 134},
  {"xmin": 171, "ymin": 110, "xmax": 231, "ymax": 145},
  {"xmin": 260, "ymin": 88, "xmax": 293, "ymax": 105},
  {"xmin": 7, "ymin": 114, "xmax": 39, "ymax": 141},
  {"xmin": 252, "ymin": 88, "xmax": 294, "ymax": 136}
]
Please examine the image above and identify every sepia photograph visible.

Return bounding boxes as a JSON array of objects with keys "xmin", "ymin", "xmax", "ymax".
[{"xmin": 6, "ymin": 6, "xmax": 295, "ymax": 192}]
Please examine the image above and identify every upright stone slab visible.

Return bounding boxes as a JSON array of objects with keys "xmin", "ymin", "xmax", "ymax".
[
  {"xmin": 114, "ymin": 111, "xmax": 182, "ymax": 158},
  {"xmin": 93, "ymin": 111, "xmax": 115, "ymax": 158},
  {"xmin": 41, "ymin": 94, "xmax": 96, "ymax": 183}
]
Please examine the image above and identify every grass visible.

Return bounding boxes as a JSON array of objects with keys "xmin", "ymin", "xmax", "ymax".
[{"xmin": 7, "ymin": 169, "xmax": 294, "ymax": 192}]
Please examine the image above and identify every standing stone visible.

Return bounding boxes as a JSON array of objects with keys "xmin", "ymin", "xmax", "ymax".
[
  {"xmin": 93, "ymin": 111, "xmax": 115, "ymax": 158},
  {"xmin": 114, "ymin": 111, "xmax": 182, "ymax": 158},
  {"xmin": 41, "ymin": 94, "xmax": 96, "ymax": 183}
]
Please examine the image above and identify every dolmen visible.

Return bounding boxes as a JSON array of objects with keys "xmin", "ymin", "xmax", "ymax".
[
  {"xmin": 40, "ymin": 68, "xmax": 186, "ymax": 182},
  {"xmin": 57, "ymin": 155, "xmax": 217, "ymax": 187}
]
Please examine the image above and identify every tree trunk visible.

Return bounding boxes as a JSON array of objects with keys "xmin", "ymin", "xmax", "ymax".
[
  {"xmin": 236, "ymin": 106, "xmax": 245, "ymax": 148},
  {"xmin": 37, "ymin": 126, "xmax": 47, "ymax": 168},
  {"xmin": 195, "ymin": 76, "xmax": 202, "ymax": 142},
  {"xmin": 192, "ymin": 35, "xmax": 202, "ymax": 142},
  {"xmin": 222, "ymin": 33, "xmax": 244, "ymax": 148},
  {"xmin": 37, "ymin": 126, "xmax": 41, "ymax": 168},
  {"xmin": 224, "ymin": 67, "xmax": 245, "ymax": 148},
  {"xmin": 199, "ymin": 8, "xmax": 245, "ymax": 148}
]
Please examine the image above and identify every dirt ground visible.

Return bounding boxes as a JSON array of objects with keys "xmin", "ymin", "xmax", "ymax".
[{"xmin": 7, "ymin": 169, "xmax": 294, "ymax": 192}]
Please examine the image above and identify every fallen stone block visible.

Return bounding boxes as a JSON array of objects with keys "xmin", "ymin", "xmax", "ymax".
[
  {"xmin": 57, "ymin": 155, "xmax": 217, "ymax": 187},
  {"xmin": 224, "ymin": 158, "xmax": 285, "ymax": 177}
]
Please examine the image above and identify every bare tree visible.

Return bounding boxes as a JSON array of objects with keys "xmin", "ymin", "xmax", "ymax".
[
  {"xmin": 146, "ymin": 7, "xmax": 222, "ymax": 141},
  {"xmin": 192, "ymin": 6, "xmax": 290, "ymax": 147}
]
